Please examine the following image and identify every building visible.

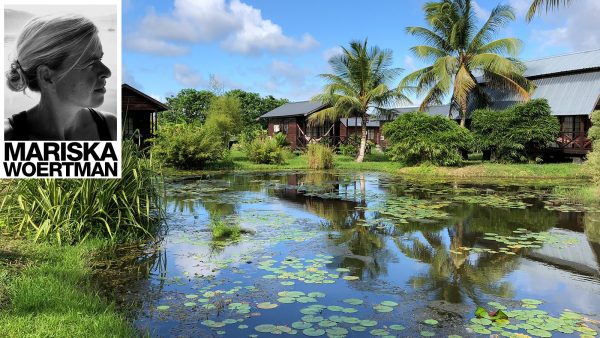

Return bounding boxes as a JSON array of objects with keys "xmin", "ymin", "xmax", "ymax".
[
  {"xmin": 391, "ymin": 49, "xmax": 600, "ymax": 156},
  {"xmin": 260, "ymin": 101, "xmax": 382, "ymax": 150},
  {"xmin": 122, "ymin": 84, "xmax": 168, "ymax": 147}
]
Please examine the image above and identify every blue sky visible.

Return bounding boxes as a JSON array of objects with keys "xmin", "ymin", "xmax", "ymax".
[{"xmin": 122, "ymin": 0, "xmax": 600, "ymax": 105}]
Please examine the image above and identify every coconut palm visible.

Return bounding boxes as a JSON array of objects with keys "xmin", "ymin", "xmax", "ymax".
[
  {"xmin": 527, "ymin": 0, "xmax": 573, "ymax": 21},
  {"xmin": 311, "ymin": 39, "xmax": 411, "ymax": 162},
  {"xmin": 402, "ymin": 0, "xmax": 534, "ymax": 127}
]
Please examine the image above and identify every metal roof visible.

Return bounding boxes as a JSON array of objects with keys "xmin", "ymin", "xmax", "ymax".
[
  {"xmin": 484, "ymin": 70, "xmax": 600, "ymax": 116},
  {"xmin": 259, "ymin": 101, "xmax": 327, "ymax": 118},
  {"xmin": 524, "ymin": 49, "xmax": 600, "ymax": 78},
  {"xmin": 340, "ymin": 118, "xmax": 380, "ymax": 128},
  {"xmin": 390, "ymin": 105, "xmax": 458, "ymax": 118}
]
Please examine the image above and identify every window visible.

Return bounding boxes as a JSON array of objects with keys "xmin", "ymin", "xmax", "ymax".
[
  {"xmin": 283, "ymin": 120, "xmax": 289, "ymax": 134},
  {"xmin": 124, "ymin": 117, "xmax": 135, "ymax": 136},
  {"xmin": 368, "ymin": 129, "xmax": 375, "ymax": 140},
  {"xmin": 273, "ymin": 124, "xmax": 281, "ymax": 133}
]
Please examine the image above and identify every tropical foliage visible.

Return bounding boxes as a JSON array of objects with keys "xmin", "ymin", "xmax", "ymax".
[
  {"xmin": 245, "ymin": 135, "xmax": 288, "ymax": 165},
  {"xmin": 152, "ymin": 122, "xmax": 226, "ymax": 168},
  {"xmin": 383, "ymin": 112, "xmax": 473, "ymax": 166},
  {"xmin": 402, "ymin": 0, "xmax": 534, "ymax": 127},
  {"xmin": 587, "ymin": 110, "xmax": 600, "ymax": 186},
  {"xmin": 307, "ymin": 143, "xmax": 335, "ymax": 169},
  {"xmin": 527, "ymin": 0, "xmax": 574, "ymax": 21},
  {"xmin": 0, "ymin": 141, "xmax": 163, "ymax": 244},
  {"xmin": 162, "ymin": 89, "xmax": 216, "ymax": 124},
  {"xmin": 204, "ymin": 95, "xmax": 242, "ymax": 145},
  {"xmin": 311, "ymin": 39, "xmax": 410, "ymax": 162},
  {"xmin": 471, "ymin": 99, "xmax": 560, "ymax": 162}
]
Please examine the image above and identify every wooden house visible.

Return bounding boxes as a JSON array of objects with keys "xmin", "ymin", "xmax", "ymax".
[
  {"xmin": 260, "ymin": 101, "xmax": 382, "ymax": 150},
  {"xmin": 122, "ymin": 84, "xmax": 168, "ymax": 147},
  {"xmin": 391, "ymin": 49, "xmax": 600, "ymax": 157}
]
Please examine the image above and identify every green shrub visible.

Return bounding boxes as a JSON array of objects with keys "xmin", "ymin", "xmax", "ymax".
[
  {"xmin": 307, "ymin": 143, "xmax": 335, "ymax": 169},
  {"xmin": 338, "ymin": 143, "xmax": 357, "ymax": 157},
  {"xmin": 152, "ymin": 122, "xmax": 226, "ymax": 169},
  {"xmin": 471, "ymin": 99, "xmax": 560, "ymax": 163},
  {"xmin": 273, "ymin": 132, "xmax": 289, "ymax": 148},
  {"xmin": 245, "ymin": 136, "xmax": 287, "ymax": 164},
  {"xmin": 209, "ymin": 219, "xmax": 240, "ymax": 240},
  {"xmin": 0, "ymin": 141, "xmax": 163, "ymax": 244},
  {"xmin": 587, "ymin": 111, "xmax": 600, "ymax": 186},
  {"xmin": 383, "ymin": 112, "xmax": 473, "ymax": 166}
]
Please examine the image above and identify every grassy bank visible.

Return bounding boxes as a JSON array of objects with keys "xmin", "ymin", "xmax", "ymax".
[
  {"xmin": 398, "ymin": 162, "xmax": 590, "ymax": 179},
  {"xmin": 0, "ymin": 238, "xmax": 137, "ymax": 338}
]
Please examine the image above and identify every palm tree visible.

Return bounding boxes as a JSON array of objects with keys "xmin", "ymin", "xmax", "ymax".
[
  {"xmin": 311, "ymin": 39, "xmax": 411, "ymax": 162},
  {"xmin": 527, "ymin": 0, "xmax": 573, "ymax": 21},
  {"xmin": 402, "ymin": 0, "xmax": 534, "ymax": 127}
]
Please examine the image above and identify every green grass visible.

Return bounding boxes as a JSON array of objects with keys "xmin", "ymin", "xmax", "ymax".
[
  {"xmin": 0, "ymin": 238, "xmax": 137, "ymax": 338},
  {"xmin": 399, "ymin": 162, "xmax": 590, "ymax": 179},
  {"xmin": 552, "ymin": 186, "xmax": 600, "ymax": 204},
  {"xmin": 209, "ymin": 219, "xmax": 241, "ymax": 240}
]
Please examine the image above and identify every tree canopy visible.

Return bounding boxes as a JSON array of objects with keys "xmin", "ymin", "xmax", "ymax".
[{"xmin": 402, "ymin": 0, "xmax": 534, "ymax": 127}]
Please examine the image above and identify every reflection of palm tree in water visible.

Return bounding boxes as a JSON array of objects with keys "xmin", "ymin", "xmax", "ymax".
[{"xmin": 394, "ymin": 220, "xmax": 519, "ymax": 304}]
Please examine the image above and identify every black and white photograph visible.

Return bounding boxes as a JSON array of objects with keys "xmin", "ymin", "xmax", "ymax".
[{"xmin": 4, "ymin": 4, "xmax": 118, "ymax": 141}]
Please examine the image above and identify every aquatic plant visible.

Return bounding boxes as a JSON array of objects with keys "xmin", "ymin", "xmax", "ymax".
[
  {"xmin": 0, "ymin": 141, "xmax": 163, "ymax": 244},
  {"xmin": 209, "ymin": 219, "xmax": 240, "ymax": 240},
  {"xmin": 307, "ymin": 143, "xmax": 335, "ymax": 170}
]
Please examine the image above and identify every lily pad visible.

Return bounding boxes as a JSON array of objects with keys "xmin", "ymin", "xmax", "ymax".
[{"xmin": 302, "ymin": 328, "xmax": 325, "ymax": 336}]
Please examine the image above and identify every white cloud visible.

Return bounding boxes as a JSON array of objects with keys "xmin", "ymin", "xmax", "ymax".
[
  {"xmin": 261, "ymin": 60, "xmax": 321, "ymax": 101},
  {"xmin": 174, "ymin": 63, "xmax": 204, "ymax": 87},
  {"xmin": 322, "ymin": 46, "xmax": 343, "ymax": 62},
  {"xmin": 531, "ymin": 0, "xmax": 600, "ymax": 50},
  {"xmin": 508, "ymin": 0, "xmax": 531, "ymax": 17},
  {"xmin": 472, "ymin": 1, "xmax": 491, "ymax": 21},
  {"xmin": 125, "ymin": 34, "xmax": 188, "ymax": 56},
  {"xmin": 404, "ymin": 55, "xmax": 416, "ymax": 71},
  {"xmin": 127, "ymin": 0, "xmax": 318, "ymax": 56},
  {"xmin": 123, "ymin": 66, "xmax": 142, "ymax": 89}
]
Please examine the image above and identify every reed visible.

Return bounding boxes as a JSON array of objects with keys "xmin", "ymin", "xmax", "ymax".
[
  {"xmin": 0, "ymin": 141, "xmax": 164, "ymax": 244},
  {"xmin": 307, "ymin": 143, "xmax": 335, "ymax": 169}
]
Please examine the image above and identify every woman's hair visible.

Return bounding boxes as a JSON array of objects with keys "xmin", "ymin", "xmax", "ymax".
[{"xmin": 6, "ymin": 14, "xmax": 100, "ymax": 92}]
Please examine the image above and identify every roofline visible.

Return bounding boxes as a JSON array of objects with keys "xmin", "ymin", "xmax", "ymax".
[
  {"xmin": 122, "ymin": 83, "xmax": 169, "ymax": 111},
  {"xmin": 526, "ymin": 67, "xmax": 600, "ymax": 80},
  {"xmin": 303, "ymin": 102, "xmax": 330, "ymax": 116},
  {"xmin": 523, "ymin": 48, "xmax": 600, "ymax": 63}
]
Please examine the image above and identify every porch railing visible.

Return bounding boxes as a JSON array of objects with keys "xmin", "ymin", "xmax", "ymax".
[{"xmin": 551, "ymin": 132, "xmax": 592, "ymax": 151}]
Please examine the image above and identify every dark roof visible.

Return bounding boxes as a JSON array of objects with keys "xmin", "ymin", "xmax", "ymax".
[
  {"xmin": 259, "ymin": 101, "xmax": 328, "ymax": 118},
  {"xmin": 340, "ymin": 118, "xmax": 380, "ymax": 128},
  {"xmin": 122, "ymin": 83, "xmax": 169, "ymax": 111}
]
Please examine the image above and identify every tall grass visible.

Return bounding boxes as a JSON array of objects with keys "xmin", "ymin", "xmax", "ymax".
[
  {"xmin": 0, "ymin": 141, "xmax": 163, "ymax": 244},
  {"xmin": 307, "ymin": 143, "xmax": 335, "ymax": 169}
]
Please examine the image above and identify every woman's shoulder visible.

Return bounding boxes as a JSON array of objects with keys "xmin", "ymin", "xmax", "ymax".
[
  {"xmin": 4, "ymin": 111, "xmax": 28, "ymax": 141},
  {"xmin": 92, "ymin": 109, "xmax": 117, "ymax": 140}
]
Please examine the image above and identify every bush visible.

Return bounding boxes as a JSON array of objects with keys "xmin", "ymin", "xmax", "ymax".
[
  {"xmin": 0, "ymin": 141, "xmax": 163, "ymax": 244},
  {"xmin": 307, "ymin": 143, "xmax": 335, "ymax": 169},
  {"xmin": 587, "ymin": 111, "xmax": 600, "ymax": 186},
  {"xmin": 273, "ymin": 132, "xmax": 289, "ymax": 148},
  {"xmin": 471, "ymin": 99, "xmax": 560, "ymax": 163},
  {"xmin": 245, "ymin": 136, "xmax": 287, "ymax": 164},
  {"xmin": 383, "ymin": 112, "xmax": 473, "ymax": 166},
  {"xmin": 152, "ymin": 122, "xmax": 226, "ymax": 169},
  {"xmin": 338, "ymin": 143, "xmax": 357, "ymax": 157}
]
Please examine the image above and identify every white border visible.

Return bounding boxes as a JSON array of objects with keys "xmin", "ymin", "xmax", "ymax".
[{"xmin": 1, "ymin": 0, "xmax": 122, "ymax": 178}]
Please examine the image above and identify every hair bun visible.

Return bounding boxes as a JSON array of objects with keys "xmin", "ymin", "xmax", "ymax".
[{"xmin": 6, "ymin": 60, "xmax": 28, "ymax": 92}]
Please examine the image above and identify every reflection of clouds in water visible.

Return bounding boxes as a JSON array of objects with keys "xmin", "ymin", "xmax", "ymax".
[
  {"xmin": 506, "ymin": 259, "xmax": 600, "ymax": 313},
  {"xmin": 4, "ymin": 5, "xmax": 117, "ymax": 117}
]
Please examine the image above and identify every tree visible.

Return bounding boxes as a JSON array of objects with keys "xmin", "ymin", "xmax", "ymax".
[
  {"xmin": 162, "ymin": 89, "xmax": 215, "ymax": 124},
  {"xmin": 311, "ymin": 39, "xmax": 410, "ymax": 162},
  {"xmin": 402, "ymin": 0, "xmax": 534, "ymax": 127},
  {"xmin": 527, "ymin": 0, "xmax": 573, "ymax": 21},
  {"xmin": 226, "ymin": 89, "xmax": 289, "ymax": 130},
  {"xmin": 204, "ymin": 95, "xmax": 242, "ymax": 146}
]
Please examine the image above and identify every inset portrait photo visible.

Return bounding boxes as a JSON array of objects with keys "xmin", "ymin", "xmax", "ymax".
[{"xmin": 4, "ymin": 3, "xmax": 118, "ymax": 141}]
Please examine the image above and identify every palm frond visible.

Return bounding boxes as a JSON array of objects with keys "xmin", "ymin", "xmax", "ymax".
[{"xmin": 527, "ymin": 0, "xmax": 574, "ymax": 21}]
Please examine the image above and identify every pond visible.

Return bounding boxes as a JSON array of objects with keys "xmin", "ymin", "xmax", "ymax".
[{"xmin": 96, "ymin": 171, "xmax": 600, "ymax": 337}]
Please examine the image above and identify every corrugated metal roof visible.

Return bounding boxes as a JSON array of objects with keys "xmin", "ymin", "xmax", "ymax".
[
  {"xmin": 484, "ymin": 70, "xmax": 600, "ymax": 116},
  {"xmin": 340, "ymin": 118, "xmax": 380, "ymax": 128},
  {"xmin": 259, "ymin": 101, "xmax": 327, "ymax": 118},
  {"xmin": 391, "ymin": 105, "xmax": 457, "ymax": 118},
  {"xmin": 524, "ymin": 49, "xmax": 600, "ymax": 78}
]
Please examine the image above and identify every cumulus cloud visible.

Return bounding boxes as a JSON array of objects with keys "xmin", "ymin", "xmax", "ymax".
[
  {"xmin": 174, "ymin": 63, "xmax": 204, "ymax": 87},
  {"xmin": 125, "ymin": 34, "xmax": 188, "ymax": 56},
  {"xmin": 127, "ymin": 0, "xmax": 318, "ymax": 56},
  {"xmin": 322, "ymin": 46, "xmax": 343, "ymax": 62},
  {"xmin": 508, "ymin": 0, "xmax": 531, "ymax": 17},
  {"xmin": 531, "ymin": 0, "xmax": 600, "ymax": 50},
  {"xmin": 262, "ymin": 60, "xmax": 321, "ymax": 101},
  {"xmin": 472, "ymin": 1, "xmax": 491, "ymax": 21},
  {"xmin": 123, "ymin": 66, "xmax": 142, "ymax": 89}
]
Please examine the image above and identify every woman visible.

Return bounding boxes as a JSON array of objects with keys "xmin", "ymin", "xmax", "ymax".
[{"xmin": 5, "ymin": 14, "xmax": 116, "ymax": 141}]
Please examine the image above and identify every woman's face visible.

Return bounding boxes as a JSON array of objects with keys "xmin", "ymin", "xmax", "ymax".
[{"xmin": 54, "ymin": 35, "xmax": 111, "ymax": 109}]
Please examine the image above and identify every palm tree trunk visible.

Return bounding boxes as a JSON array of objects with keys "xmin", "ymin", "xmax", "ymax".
[
  {"xmin": 460, "ymin": 115, "xmax": 466, "ymax": 128},
  {"xmin": 356, "ymin": 116, "xmax": 368, "ymax": 163}
]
